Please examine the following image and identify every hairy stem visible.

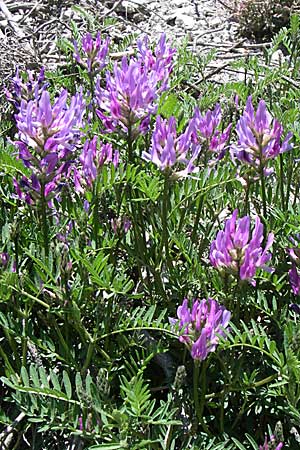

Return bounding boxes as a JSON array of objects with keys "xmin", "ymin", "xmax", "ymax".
[
  {"xmin": 40, "ymin": 182, "xmax": 49, "ymax": 256},
  {"xmin": 279, "ymin": 153, "xmax": 285, "ymax": 211},
  {"xmin": 162, "ymin": 173, "xmax": 172, "ymax": 272},
  {"xmin": 193, "ymin": 359, "xmax": 209, "ymax": 432}
]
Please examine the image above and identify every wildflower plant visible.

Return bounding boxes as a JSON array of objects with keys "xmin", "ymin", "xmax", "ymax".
[
  {"xmin": 210, "ymin": 209, "xmax": 274, "ymax": 284},
  {"xmin": 172, "ymin": 297, "xmax": 231, "ymax": 361},
  {"xmin": 142, "ymin": 115, "xmax": 200, "ymax": 178},
  {"xmin": 231, "ymin": 96, "xmax": 292, "ymax": 174},
  {"xmin": 1, "ymin": 21, "xmax": 300, "ymax": 450},
  {"xmin": 190, "ymin": 103, "xmax": 232, "ymax": 163},
  {"xmin": 73, "ymin": 31, "xmax": 109, "ymax": 74}
]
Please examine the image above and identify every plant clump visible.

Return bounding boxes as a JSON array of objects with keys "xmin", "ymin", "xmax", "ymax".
[{"xmin": 231, "ymin": 0, "xmax": 300, "ymax": 38}]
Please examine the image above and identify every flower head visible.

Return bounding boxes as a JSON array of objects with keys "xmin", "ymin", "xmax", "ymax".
[
  {"xmin": 95, "ymin": 34, "xmax": 176, "ymax": 138},
  {"xmin": 171, "ymin": 298, "xmax": 231, "ymax": 361},
  {"xmin": 75, "ymin": 136, "xmax": 119, "ymax": 191},
  {"xmin": 0, "ymin": 252, "xmax": 9, "ymax": 267},
  {"xmin": 142, "ymin": 115, "xmax": 200, "ymax": 178},
  {"xmin": 259, "ymin": 435, "xmax": 283, "ymax": 450},
  {"xmin": 289, "ymin": 264, "xmax": 300, "ymax": 296},
  {"xmin": 5, "ymin": 67, "xmax": 47, "ymax": 108},
  {"xmin": 287, "ymin": 234, "xmax": 300, "ymax": 266},
  {"xmin": 190, "ymin": 104, "xmax": 232, "ymax": 161},
  {"xmin": 137, "ymin": 33, "xmax": 176, "ymax": 92},
  {"xmin": 231, "ymin": 96, "xmax": 292, "ymax": 174},
  {"xmin": 210, "ymin": 209, "xmax": 274, "ymax": 283},
  {"xmin": 14, "ymin": 88, "xmax": 85, "ymax": 204},
  {"xmin": 73, "ymin": 32, "xmax": 109, "ymax": 73}
]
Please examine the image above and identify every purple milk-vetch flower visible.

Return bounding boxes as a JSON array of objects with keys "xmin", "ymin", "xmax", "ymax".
[
  {"xmin": 13, "ymin": 88, "xmax": 85, "ymax": 204},
  {"xmin": 137, "ymin": 33, "xmax": 176, "ymax": 92},
  {"xmin": 73, "ymin": 32, "xmax": 109, "ymax": 73},
  {"xmin": 78, "ymin": 136, "xmax": 119, "ymax": 189},
  {"xmin": 95, "ymin": 56, "xmax": 158, "ymax": 137},
  {"xmin": 170, "ymin": 298, "xmax": 231, "ymax": 361},
  {"xmin": 74, "ymin": 137, "xmax": 118, "ymax": 193},
  {"xmin": 231, "ymin": 96, "xmax": 292, "ymax": 174},
  {"xmin": 5, "ymin": 67, "xmax": 47, "ymax": 109},
  {"xmin": 190, "ymin": 103, "xmax": 232, "ymax": 161},
  {"xmin": 111, "ymin": 216, "xmax": 132, "ymax": 235},
  {"xmin": 210, "ymin": 209, "xmax": 274, "ymax": 283},
  {"xmin": 259, "ymin": 435, "xmax": 283, "ymax": 450},
  {"xmin": 287, "ymin": 234, "xmax": 300, "ymax": 265},
  {"xmin": 289, "ymin": 264, "xmax": 300, "ymax": 296},
  {"xmin": 289, "ymin": 303, "xmax": 300, "ymax": 314},
  {"xmin": 95, "ymin": 34, "xmax": 176, "ymax": 139},
  {"xmin": 142, "ymin": 115, "xmax": 200, "ymax": 178},
  {"xmin": 0, "ymin": 253, "xmax": 9, "ymax": 267}
]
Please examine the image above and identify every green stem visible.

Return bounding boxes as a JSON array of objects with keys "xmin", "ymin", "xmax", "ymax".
[
  {"xmin": 127, "ymin": 120, "xmax": 134, "ymax": 164},
  {"xmin": 191, "ymin": 193, "xmax": 204, "ymax": 243},
  {"xmin": 193, "ymin": 360, "xmax": 209, "ymax": 433},
  {"xmin": 162, "ymin": 173, "xmax": 172, "ymax": 272},
  {"xmin": 82, "ymin": 340, "xmax": 95, "ymax": 373},
  {"xmin": 52, "ymin": 318, "xmax": 77, "ymax": 366},
  {"xmin": 21, "ymin": 305, "xmax": 29, "ymax": 367},
  {"xmin": 40, "ymin": 182, "xmax": 49, "ymax": 256},
  {"xmin": 285, "ymin": 153, "xmax": 293, "ymax": 209},
  {"xmin": 193, "ymin": 360, "xmax": 201, "ymax": 421},
  {"xmin": 93, "ymin": 178, "xmax": 100, "ymax": 249},
  {"xmin": 244, "ymin": 180, "xmax": 251, "ymax": 216},
  {"xmin": 279, "ymin": 153, "xmax": 285, "ymax": 211},
  {"xmin": 259, "ymin": 163, "xmax": 267, "ymax": 218},
  {"xmin": 97, "ymin": 326, "xmax": 177, "ymax": 342}
]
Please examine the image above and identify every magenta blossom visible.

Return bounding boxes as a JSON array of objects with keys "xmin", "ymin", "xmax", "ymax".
[
  {"xmin": 259, "ymin": 435, "xmax": 283, "ymax": 450},
  {"xmin": 0, "ymin": 253, "xmax": 9, "ymax": 267},
  {"xmin": 170, "ymin": 298, "xmax": 231, "ymax": 361},
  {"xmin": 210, "ymin": 209, "xmax": 274, "ymax": 283},
  {"xmin": 13, "ymin": 88, "xmax": 85, "ymax": 204},
  {"xmin": 231, "ymin": 96, "xmax": 292, "ymax": 174},
  {"xmin": 111, "ymin": 217, "xmax": 131, "ymax": 235},
  {"xmin": 5, "ymin": 67, "xmax": 47, "ymax": 108},
  {"xmin": 73, "ymin": 31, "xmax": 109, "ymax": 73},
  {"xmin": 287, "ymin": 234, "xmax": 300, "ymax": 266},
  {"xmin": 95, "ymin": 57, "xmax": 158, "ymax": 137},
  {"xmin": 15, "ymin": 89, "xmax": 85, "ymax": 152},
  {"xmin": 74, "ymin": 136, "xmax": 119, "ymax": 191},
  {"xmin": 142, "ymin": 115, "xmax": 200, "ymax": 178},
  {"xmin": 190, "ymin": 104, "xmax": 232, "ymax": 161},
  {"xmin": 137, "ymin": 33, "xmax": 176, "ymax": 92},
  {"xmin": 289, "ymin": 264, "xmax": 300, "ymax": 296},
  {"xmin": 95, "ymin": 34, "xmax": 176, "ymax": 138}
]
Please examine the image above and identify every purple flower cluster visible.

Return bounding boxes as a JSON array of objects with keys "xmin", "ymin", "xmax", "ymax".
[
  {"xmin": 95, "ymin": 33, "xmax": 175, "ymax": 139},
  {"xmin": 210, "ymin": 209, "xmax": 274, "ymax": 283},
  {"xmin": 111, "ymin": 216, "xmax": 131, "ymax": 235},
  {"xmin": 137, "ymin": 33, "xmax": 176, "ymax": 92},
  {"xmin": 74, "ymin": 136, "xmax": 119, "ymax": 191},
  {"xmin": 287, "ymin": 236, "xmax": 300, "ymax": 296},
  {"xmin": 231, "ymin": 96, "xmax": 292, "ymax": 174},
  {"xmin": 0, "ymin": 252, "xmax": 9, "ymax": 267},
  {"xmin": 142, "ymin": 116, "xmax": 200, "ymax": 178},
  {"xmin": 190, "ymin": 104, "xmax": 232, "ymax": 161},
  {"xmin": 171, "ymin": 298, "xmax": 231, "ymax": 361},
  {"xmin": 259, "ymin": 435, "xmax": 283, "ymax": 450},
  {"xmin": 14, "ymin": 89, "xmax": 85, "ymax": 204},
  {"xmin": 5, "ymin": 67, "xmax": 47, "ymax": 108},
  {"xmin": 289, "ymin": 264, "xmax": 300, "ymax": 296},
  {"xmin": 74, "ymin": 32, "xmax": 109, "ymax": 73}
]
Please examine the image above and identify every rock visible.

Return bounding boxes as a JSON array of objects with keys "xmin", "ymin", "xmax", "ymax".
[
  {"xmin": 176, "ymin": 14, "xmax": 195, "ymax": 30},
  {"xmin": 271, "ymin": 49, "xmax": 285, "ymax": 65},
  {"xmin": 171, "ymin": 0, "xmax": 190, "ymax": 6}
]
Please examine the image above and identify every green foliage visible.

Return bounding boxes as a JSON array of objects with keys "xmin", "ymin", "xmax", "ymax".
[
  {"xmin": 232, "ymin": 0, "xmax": 299, "ymax": 39},
  {"xmin": 1, "ymin": 11, "xmax": 300, "ymax": 450}
]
